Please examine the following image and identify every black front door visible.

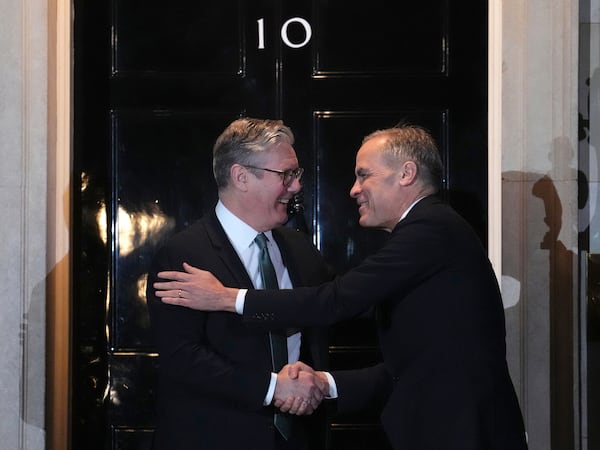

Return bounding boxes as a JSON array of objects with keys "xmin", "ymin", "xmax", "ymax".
[{"xmin": 72, "ymin": 1, "xmax": 487, "ymax": 449}]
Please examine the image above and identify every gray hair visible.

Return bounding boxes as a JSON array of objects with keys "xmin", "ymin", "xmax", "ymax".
[
  {"xmin": 213, "ymin": 118, "xmax": 295, "ymax": 189},
  {"xmin": 363, "ymin": 124, "xmax": 443, "ymax": 191}
]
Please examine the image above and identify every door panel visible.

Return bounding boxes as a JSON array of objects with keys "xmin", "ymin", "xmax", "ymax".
[
  {"xmin": 110, "ymin": 110, "xmax": 232, "ymax": 351},
  {"xmin": 113, "ymin": 1, "xmax": 243, "ymax": 75},
  {"xmin": 73, "ymin": 1, "xmax": 487, "ymax": 449},
  {"xmin": 315, "ymin": 0, "xmax": 447, "ymax": 76}
]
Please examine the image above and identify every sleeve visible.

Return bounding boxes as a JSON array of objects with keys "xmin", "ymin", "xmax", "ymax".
[
  {"xmin": 243, "ymin": 217, "xmax": 447, "ymax": 328},
  {"xmin": 330, "ymin": 363, "xmax": 393, "ymax": 415}
]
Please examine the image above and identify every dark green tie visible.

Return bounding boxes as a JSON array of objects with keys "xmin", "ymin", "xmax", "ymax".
[{"xmin": 254, "ymin": 233, "xmax": 291, "ymax": 440}]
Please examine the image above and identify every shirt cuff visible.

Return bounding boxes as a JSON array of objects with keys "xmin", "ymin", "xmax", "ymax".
[
  {"xmin": 323, "ymin": 371, "xmax": 338, "ymax": 398},
  {"xmin": 235, "ymin": 289, "xmax": 247, "ymax": 315},
  {"xmin": 264, "ymin": 372, "xmax": 278, "ymax": 405}
]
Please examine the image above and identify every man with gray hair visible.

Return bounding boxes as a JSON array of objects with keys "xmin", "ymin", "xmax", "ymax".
[{"xmin": 147, "ymin": 117, "xmax": 333, "ymax": 450}]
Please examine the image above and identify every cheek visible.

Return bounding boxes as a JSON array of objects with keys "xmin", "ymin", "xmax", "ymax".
[
  {"xmin": 259, "ymin": 186, "xmax": 282, "ymax": 205},
  {"xmin": 269, "ymin": 193, "xmax": 287, "ymax": 212}
]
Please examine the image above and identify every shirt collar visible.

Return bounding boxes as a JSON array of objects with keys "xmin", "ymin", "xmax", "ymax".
[
  {"xmin": 215, "ymin": 200, "xmax": 274, "ymax": 254},
  {"xmin": 399, "ymin": 196, "xmax": 427, "ymax": 222}
]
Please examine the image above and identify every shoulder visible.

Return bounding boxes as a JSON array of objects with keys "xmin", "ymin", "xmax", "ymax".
[
  {"xmin": 398, "ymin": 196, "xmax": 486, "ymax": 256},
  {"xmin": 401, "ymin": 196, "xmax": 466, "ymax": 229},
  {"xmin": 164, "ymin": 218, "xmax": 209, "ymax": 247},
  {"xmin": 152, "ymin": 215, "xmax": 217, "ymax": 263},
  {"xmin": 391, "ymin": 196, "xmax": 478, "ymax": 252},
  {"xmin": 410, "ymin": 195, "xmax": 452, "ymax": 217}
]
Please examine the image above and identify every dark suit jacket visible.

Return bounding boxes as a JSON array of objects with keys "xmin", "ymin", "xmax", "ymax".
[
  {"xmin": 146, "ymin": 210, "xmax": 334, "ymax": 450},
  {"xmin": 244, "ymin": 196, "xmax": 528, "ymax": 450}
]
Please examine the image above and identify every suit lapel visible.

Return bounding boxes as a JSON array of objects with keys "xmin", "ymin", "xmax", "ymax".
[
  {"xmin": 203, "ymin": 211, "xmax": 255, "ymax": 288},
  {"xmin": 203, "ymin": 211, "xmax": 282, "ymax": 359},
  {"xmin": 272, "ymin": 228, "xmax": 326, "ymax": 364},
  {"xmin": 272, "ymin": 228, "xmax": 302, "ymax": 286}
]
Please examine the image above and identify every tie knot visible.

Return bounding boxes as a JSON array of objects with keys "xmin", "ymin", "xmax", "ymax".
[{"xmin": 254, "ymin": 233, "xmax": 269, "ymax": 250}]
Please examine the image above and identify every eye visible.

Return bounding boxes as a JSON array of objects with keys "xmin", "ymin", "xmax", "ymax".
[{"xmin": 356, "ymin": 170, "xmax": 369, "ymax": 182}]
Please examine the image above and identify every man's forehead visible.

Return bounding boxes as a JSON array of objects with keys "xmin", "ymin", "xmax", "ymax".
[
  {"xmin": 354, "ymin": 160, "xmax": 370, "ymax": 171},
  {"xmin": 355, "ymin": 144, "xmax": 383, "ymax": 166},
  {"xmin": 259, "ymin": 145, "xmax": 297, "ymax": 164}
]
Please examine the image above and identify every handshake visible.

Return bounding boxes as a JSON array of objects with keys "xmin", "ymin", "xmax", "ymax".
[{"xmin": 273, "ymin": 361, "xmax": 330, "ymax": 415}]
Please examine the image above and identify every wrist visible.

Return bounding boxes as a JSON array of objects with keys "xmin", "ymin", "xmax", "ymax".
[{"xmin": 224, "ymin": 287, "xmax": 239, "ymax": 312}]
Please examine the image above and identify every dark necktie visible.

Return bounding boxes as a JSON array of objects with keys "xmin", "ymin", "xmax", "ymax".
[{"xmin": 254, "ymin": 233, "xmax": 291, "ymax": 440}]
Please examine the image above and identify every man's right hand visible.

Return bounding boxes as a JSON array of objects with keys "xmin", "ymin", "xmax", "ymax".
[{"xmin": 273, "ymin": 362, "xmax": 329, "ymax": 415}]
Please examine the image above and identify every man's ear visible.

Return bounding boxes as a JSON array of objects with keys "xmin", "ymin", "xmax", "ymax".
[
  {"xmin": 399, "ymin": 161, "xmax": 418, "ymax": 185},
  {"xmin": 230, "ymin": 164, "xmax": 249, "ymax": 191}
]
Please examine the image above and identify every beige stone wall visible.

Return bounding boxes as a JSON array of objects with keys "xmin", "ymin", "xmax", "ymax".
[
  {"xmin": 0, "ymin": 0, "xmax": 49, "ymax": 448},
  {"xmin": 500, "ymin": 0, "xmax": 580, "ymax": 449}
]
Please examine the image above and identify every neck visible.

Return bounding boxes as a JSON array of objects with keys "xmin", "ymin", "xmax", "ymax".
[
  {"xmin": 395, "ymin": 187, "xmax": 434, "ymax": 223},
  {"xmin": 219, "ymin": 193, "xmax": 255, "ymax": 228},
  {"xmin": 219, "ymin": 192, "xmax": 277, "ymax": 232}
]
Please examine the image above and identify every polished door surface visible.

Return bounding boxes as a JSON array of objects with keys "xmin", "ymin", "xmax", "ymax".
[{"xmin": 72, "ymin": 1, "xmax": 487, "ymax": 449}]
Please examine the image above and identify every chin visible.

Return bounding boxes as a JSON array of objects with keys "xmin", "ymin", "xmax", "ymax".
[{"xmin": 275, "ymin": 212, "xmax": 289, "ymax": 225}]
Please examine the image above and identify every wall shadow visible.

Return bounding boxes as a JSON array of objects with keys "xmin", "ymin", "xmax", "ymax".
[{"xmin": 502, "ymin": 135, "xmax": 580, "ymax": 450}]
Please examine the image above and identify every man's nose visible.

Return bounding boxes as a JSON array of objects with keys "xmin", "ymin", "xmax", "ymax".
[
  {"xmin": 288, "ymin": 176, "xmax": 302, "ymax": 193},
  {"xmin": 350, "ymin": 180, "xmax": 360, "ymax": 197}
]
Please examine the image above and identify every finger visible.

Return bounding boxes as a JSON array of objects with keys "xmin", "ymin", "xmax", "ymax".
[
  {"xmin": 181, "ymin": 262, "xmax": 213, "ymax": 276},
  {"xmin": 297, "ymin": 398, "xmax": 314, "ymax": 415},
  {"xmin": 287, "ymin": 361, "xmax": 313, "ymax": 379},
  {"xmin": 286, "ymin": 396, "xmax": 304, "ymax": 415},
  {"xmin": 182, "ymin": 262, "xmax": 201, "ymax": 273},
  {"xmin": 159, "ymin": 296, "xmax": 187, "ymax": 306},
  {"xmin": 295, "ymin": 361, "xmax": 315, "ymax": 374},
  {"xmin": 276, "ymin": 397, "xmax": 294, "ymax": 413},
  {"xmin": 310, "ymin": 387, "xmax": 324, "ymax": 403},
  {"xmin": 154, "ymin": 289, "xmax": 182, "ymax": 298},
  {"xmin": 157, "ymin": 288, "xmax": 187, "ymax": 301},
  {"xmin": 156, "ymin": 270, "xmax": 188, "ymax": 281},
  {"xmin": 287, "ymin": 365, "xmax": 299, "ymax": 379},
  {"xmin": 314, "ymin": 377, "xmax": 328, "ymax": 394},
  {"xmin": 308, "ymin": 394, "xmax": 321, "ymax": 410},
  {"xmin": 153, "ymin": 280, "xmax": 185, "ymax": 290},
  {"xmin": 154, "ymin": 288, "xmax": 171, "ymax": 297},
  {"xmin": 318, "ymin": 383, "xmax": 329, "ymax": 396},
  {"xmin": 295, "ymin": 361, "xmax": 311, "ymax": 371},
  {"xmin": 279, "ymin": 397, "xmax": 299, "ymax": 414}
]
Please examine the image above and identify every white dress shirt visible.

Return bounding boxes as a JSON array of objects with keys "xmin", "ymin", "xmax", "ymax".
[{"xmin": 215, "ymin": 201, "xmax": 301, "ymax": 405}]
